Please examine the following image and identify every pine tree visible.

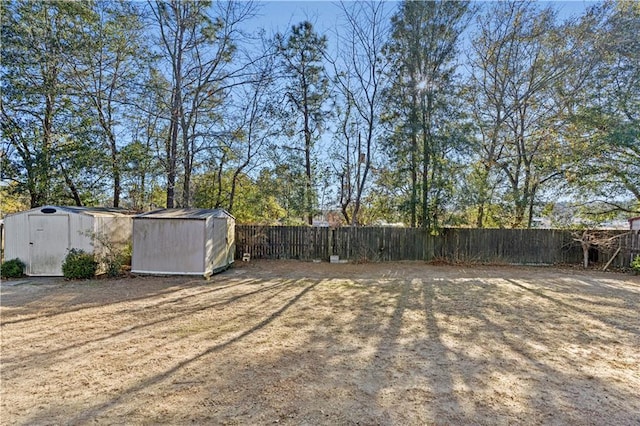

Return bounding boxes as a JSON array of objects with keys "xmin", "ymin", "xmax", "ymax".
[
  {"xmin": 383, "ymin": 0, "xmax": 471, "ymax": 229},
  {"xmin": 276, "ymin": 21, "xmax": 331, "ymax": 225}
]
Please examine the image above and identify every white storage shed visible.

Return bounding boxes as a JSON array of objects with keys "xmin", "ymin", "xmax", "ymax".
[
  {"xmin": 131, "ymin": 208, "xmax": 235, "ymax": 276},
  {"xmin": 3, "ymin": 206, "xmax": 133, "ymax": 276}
]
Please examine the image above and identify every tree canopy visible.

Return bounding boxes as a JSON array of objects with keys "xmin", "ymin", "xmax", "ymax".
[{"xmin": 2, "ymin": 0, "xmax": 637, "ymax": 228}]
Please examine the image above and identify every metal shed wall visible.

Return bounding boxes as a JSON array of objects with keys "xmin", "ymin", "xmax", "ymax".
[
  {"xmin": 92, "ymin": 215, "xmax": 134, "ymax": 258},
  {"xmin": 132, "ymin": 218, "xmax": 207, "ymax": 274},
  {"xmin": 131, "ymin": 208, "xmax": 235, "ymax": 276},
  {"xmin": 3, "ymin": 206, "xmax": 133, "ymax": 276},
  {"xmin": 209, "ymin": 215, "xmax": 235, "ymax": 274}
]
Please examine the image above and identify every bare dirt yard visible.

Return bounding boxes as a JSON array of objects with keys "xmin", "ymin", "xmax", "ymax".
[{"xmin": 1, "ymin": 261, "xmax": 639, "ymax": 425}]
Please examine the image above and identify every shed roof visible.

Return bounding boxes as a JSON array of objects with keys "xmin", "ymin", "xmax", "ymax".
[
  {"xmin": 6, "ymin": 205, "xmax": 135, "ymax": 218},
  {"xmin": 135, "ymin": 208, "xmax": 234, "ymax": 220}
]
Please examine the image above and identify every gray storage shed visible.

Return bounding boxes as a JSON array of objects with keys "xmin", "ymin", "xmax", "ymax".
[
  {"xmin": 3, "ymin": 206, "xmax": 133, "ymax": 276},
  {"xmin": 131, "ymin": 208, "xmax": 235, "ymax": 276}
]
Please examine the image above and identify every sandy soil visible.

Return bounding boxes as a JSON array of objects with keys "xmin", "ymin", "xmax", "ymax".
[{"xmin": 1, "ymin": 261, "xmax": 639, "ymax": 425}]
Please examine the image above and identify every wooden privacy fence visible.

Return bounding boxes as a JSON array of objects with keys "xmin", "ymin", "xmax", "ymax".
[
  {"xmin": 236, "ymin": 226, "xmax": 639, "ymax": 266},
  {"xmin": 618, "ymin": 231, "xmax": 640, "ymax": 265}
]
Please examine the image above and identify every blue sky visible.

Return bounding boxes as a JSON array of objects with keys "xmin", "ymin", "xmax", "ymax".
[{"xmin": 250, "ymin": 0, "xmax": 601, "ymax": 38}]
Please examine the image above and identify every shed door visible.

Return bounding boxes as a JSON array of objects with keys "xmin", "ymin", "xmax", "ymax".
[{"xmin": 28, "ymin": 214, "xmax": 70, "ymax": 276}]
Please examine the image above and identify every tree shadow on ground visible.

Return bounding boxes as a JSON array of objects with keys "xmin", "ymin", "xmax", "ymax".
[
  {"xmin": 1, "ymin": 279, "xmax": 293, "ymax": 366},
  {"xmin": 0, "ymin": 276, "xmax": 244, "ymax": 325},
  {"xmin": 261, "ymin": 271, "xmax": 640, "ymax": 424},
  {"xmin": 6, "ymin": 263, "xmax": 639, "ymax": 425},
  {"xmin": 59, "ymin": 278, "xmax": 321, "ymax": 425}
]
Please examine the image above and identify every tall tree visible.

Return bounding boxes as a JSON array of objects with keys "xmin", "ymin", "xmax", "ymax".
[
  {"xmin": 383, "ymin": 0, "xmax": 471, "ymax": 229},
  {"xmin": 223, "ymin": 52, "xmax": 279, "ymax": 215},
  {"xmin": 1, "ymin": 0, "xmax": 98, "ymax": 207},
  {"xmin": 468, "ymin": 0, "xmax": 589, "ymax": 227},
  {"xmin": 276, "ymin": 21, "xmax": 331, "ymax": 225},
  {"xmin": 123, "ymin": 68, "xmax": 169, "ymax": 210},
  {"xmin": 566, "ymin": 1, "xmax": 640, "ymax": 214},
  {"xmin": 69, "ymin": 1, "xmax": 146, "ymax": 207},
  {"xmin": 148, "ymin": 0, "xmax": 255, "ymax": 208},
  {"xmin": 331, "ymin": 1, "xmax": 390, "ymax": 226},
  {"xmin": 193, "ymin": 54, "xmax": 279, "ymax": 215}
]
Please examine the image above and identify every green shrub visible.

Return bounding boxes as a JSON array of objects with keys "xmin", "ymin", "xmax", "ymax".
[
  {"xmin": 100, "ymin": 242, "xmax": 133, "ymax": 277},
  {"xmin": 631, "ymin": 255, "xmax": 640, "ymax": 273},
  {"xmin": 84, "ymin": 231, "xmax": 130, "ymax": 277},
  {"xmin": 99, "ymin": 248, "xmax": 125, "ymax": 277},
  {"xmin": 62, "ymin": 249, "xmax": 98, "ymax": 279},
  {"xmin": 1, "ymin": 258, "xmax": 26, "ymax": 279},
  {"xmin": 121, "ymin": 243, "xmax": 132, "ymax": 266}
]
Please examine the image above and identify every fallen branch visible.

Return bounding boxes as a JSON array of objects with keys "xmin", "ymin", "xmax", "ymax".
[
  {"xmin": 602, "ymin": 246, "xmax": 621, "ymax": 271},
  {"xmin": 572, "ymin": 230, "xmax": 631, "ymax": 269}
]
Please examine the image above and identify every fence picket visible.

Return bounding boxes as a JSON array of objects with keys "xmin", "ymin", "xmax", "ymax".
[{"xmin": 234, "ymin": 226, "xmax": 637, "ymax": 266}]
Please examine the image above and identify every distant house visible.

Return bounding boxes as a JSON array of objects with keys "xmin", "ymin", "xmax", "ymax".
[{"xmin": 629, "ymin": 216, "xmax": 640, "ymax": 232}]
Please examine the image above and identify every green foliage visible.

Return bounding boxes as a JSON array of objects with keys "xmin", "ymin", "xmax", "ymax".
[
  {"xmin": 1, "ymin": 258, "xmax": 26, "ymax": 279},
  {"xmin": 121, "ymin": 142, "xmax": 164, "ymax": 210},
  {"xmin": 562, "ymin": 1, "xmax": 640, "ymax": 214},
  {"xmin": 72, "ymin": 1, "xmax": 147, "ymax": 208},
  {"xmin": 85, "ymin": 231, "xmax": 129, "ymax": 277},
  {"xmin": 0, "ymin": 184, "xmax": 29, "ymax": 215},
  {"xmin": 62, "ymin": 249, "xmax": 98, "ymax": 280},
  {"xmin": 192, "ymin": 170, "xmax": 287, "ymax": 224},
  {"xmin": 467, "ymin": 0, "xmax": 574, "ymax": 228},
  {"xmin": 2, "ymin": 0, "xmax": 637, "ymax": 226},
  {"xmin": 1, "ymin": 0, "xmax": 101, "ymax": 207},
  {"xmin": 631, "ymin": 255, "xmax": 640, "ymax": 273},
  {"xmin": 276, "ymin": 21, "xmax": 330, "ymax": 224},
  {"xmin": 99, "ymin": 248, "xmax": 126, "ymax": 278},
  {"xmin": 383, "ymin": 0, "xmax": 472, "ymax": 230}
]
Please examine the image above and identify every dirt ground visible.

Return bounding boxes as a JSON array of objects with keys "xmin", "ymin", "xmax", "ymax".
[{"xmin": 1, "ymin": 260, "xmax": 639, "ymax": 425}]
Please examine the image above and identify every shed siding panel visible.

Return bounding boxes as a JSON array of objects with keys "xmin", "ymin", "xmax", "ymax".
[
  {"xmin": 205, "ymin": 217, "xmax": 216, "ymax": 275},
  {"xmin": 210, "ymin": 217, "xmax": 231, "ymax": 273},
  {"xmin": 69, "ymin": 214, "xmax": 94, "ymax": 253},
  {"xmin": 132, "ymin": 219, "xmax": 206, "ymax": 274},
  {"xmin": 4, "ymin": 213, "xmax": 28, "ymax": 263},
  {"xmin": 226, "ymin": 217, "xmax": 235, "ymax": 266},
  {"xmin": 93, "ymin": 216, "xmax": 133, "ymax": 257}
]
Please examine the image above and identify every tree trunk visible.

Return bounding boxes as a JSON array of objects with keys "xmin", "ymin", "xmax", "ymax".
[
  {"xmin": 59, "ymin": 163, "xmax": 83, "ymax": 206},
  {"xmin": 108, "ymin": 132, "xmax": 120, "ymax": 208},
  {"xmin": 410, "ymin": 94, "xmax": 418, "ymax": 228},
  {"xmin": 476, "ymin": 203, "xmax": 485, "ymax": 228},
  {"xmin": 582, "ymin": 241, "xmax": 590, "ymax": 268},
  {"xmin": 421, "ymin": 93, "xmax": 433, "ymax": 230},
  {"xmin": 166, "ymin": 114, "xmax": 178, "ymax": 208},
  {"xmin": 302, "ymin": 69, "xmax": 313, "ymax": 225}
]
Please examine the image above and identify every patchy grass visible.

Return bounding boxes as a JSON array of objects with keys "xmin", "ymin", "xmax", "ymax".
[{"xmin": 1, "ymin": 261, "xmax": 639, "ymax": 425}]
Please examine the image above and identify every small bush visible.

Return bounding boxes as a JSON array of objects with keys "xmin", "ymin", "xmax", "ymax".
[
  {"xmin": 631, "ymin": 255, "xmax": 640, "ymax": 274},
  {"xmin": 121, "ymin": 243, "xmax": 132, "ymax": 266},
  {"xmin": 84, "ymin": 231, "xmax": 130, "ymax": 277},
  {"xmin": 62, "ymin": 249, "xmax": 98, "ymax": 279},
  {"xmin": 1, "ymin": 258, "xmax": 26, "ymax": 279},
  {"xmin": 100, "ymin": 250, "xmax": 126, "ymax": 277}
]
